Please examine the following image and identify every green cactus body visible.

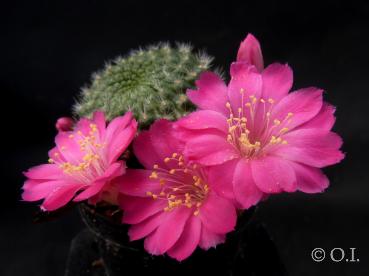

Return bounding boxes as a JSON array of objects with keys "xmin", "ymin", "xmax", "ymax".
[{"xmin": 74, "ymin": 43, "xmax": 212, "ymax": 128}]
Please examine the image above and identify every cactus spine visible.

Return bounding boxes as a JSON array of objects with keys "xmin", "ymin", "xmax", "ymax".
[{"xmin": 74, "ymin": 43, "xmax": 212, "ymax": 127}]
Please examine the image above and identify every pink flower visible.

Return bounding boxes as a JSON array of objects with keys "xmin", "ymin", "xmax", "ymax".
[
  {"xmin": 118, "ymin": 119, "xmax": 237, "ymax": 261},
  {"xmin": 22, "ymin": 111, "xmax": 137, "ymax": 211},
  {"xmin": 175, "ymin": 34, "xmax": 344, "ymax": 209}
]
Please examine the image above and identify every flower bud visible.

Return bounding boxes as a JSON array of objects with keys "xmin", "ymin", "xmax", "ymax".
[{"xmin": 55, "ymin": 117, "xmax": 74, "ymax": 132}]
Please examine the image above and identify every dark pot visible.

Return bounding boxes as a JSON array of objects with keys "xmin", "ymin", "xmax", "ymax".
[{"xmin": 65, "ymin": 203, "xmax": 287, "ymax": 276}]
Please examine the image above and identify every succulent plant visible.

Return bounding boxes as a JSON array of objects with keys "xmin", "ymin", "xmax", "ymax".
[{"xmin": 74, "ymin": 43, "xmax": 213, "ymax": 128}]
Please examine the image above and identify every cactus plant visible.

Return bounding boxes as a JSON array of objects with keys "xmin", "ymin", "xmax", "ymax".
[{"xmin": 74, "ymin": 43, "xmax": 213, "ymax": 127}]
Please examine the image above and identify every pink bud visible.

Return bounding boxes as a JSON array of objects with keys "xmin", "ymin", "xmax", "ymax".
[{"xmin": 55, "ymin": 117, "xmax": 74, "ymax": 132}]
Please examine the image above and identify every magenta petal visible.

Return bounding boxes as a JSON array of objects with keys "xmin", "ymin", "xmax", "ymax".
[
  {"xmin": 144, "ymin": 208, "xmax": 191, "ymax": 255},
  {"xmin": 73, "ymin": 179, "xmax": 106, "ymax": 202},
  {"xmin": 133, "ymin": 119, "xmax": 183, "ymax": 169},
  {"xmin": 297, "ymin": 103, "xmax": 336, "ymax": 132},
  {"xmin": 22, "ymin": 179, "xmax": 44, "ymax": 190},
  {"xmin": 73, "ymin": 162, "xmax": 125, "ymax": 202},
  {"xmin": 41, "ymin": 183, "xmax": 84, "ymax": 211},
  {"xmin": 228, "ymin": 62, "xmax": 263, "ymax": 114},
  {"xmin": 187, "ymin": 72, "xmax": 228, "ymax": 115},
  {"xmin": 199, "ymin": 226, "xmax": 225, "ymax": 250},
  {"xmin": 107, "ymin": 120, "xmax": 137, "ymax": 163},
  {"xmin": 184, "ymin": 134, "xmax": 239, "ymax": 166},
  {"xmin": 133, "ymin": 130, "xmax": 161, "ymax": 169},
  {"xmin": 274, "ymin": 129, "xmax": 344, "ymax": 168},
  {"xmin": 75, "ymin": 118, "xmax": 93, "ymax": 136},
  {"xmin": 149, "ymin": 119, "xmax": 183, "ymax": 162},
  {"xmin": 92, "ymin": 111, "xmax": 106, "ymax": 138},
  {"xmin": 167, "ymin": 217, "xmax": 202, "ymax": 261},
  {"xmin": 236, "ymin": 33, "xmax": 264, "ymax": 72},
  {"xmin": 233, "ymin": 159, "xmax": 264, "ymax": 209},
  {"xmin": 24, "ymin": 164, "xmax": 62, "ymax": 180},
  {"xmin": 261, "ymin": 63, "xmax": 293, "ymax": 102},
  {"xmin": 22, "ymin": 179, "xmax": 72, "ymax": 201},
  {"xmin": 271, "ymin": 87, "xmax": 323, "ymax": 131},
  {"xmin": 289, "ymin": 161, "xmax": 329, "ymax": 193},
  {"xmin": 251, "ymin": 156, "xmax": 297, "ymax": 193},
  {"xmin": 104, "ymin": 111, "xmax": 133, "ymax": 143},
  {"xmin": 118, "ymin": 169, "xmax": 161, "ymax": 197},
  {"xmin": 208, "ymin": 159, "xmax": 238, "ymax": 200},
  {"xmin": 120, "ymin": 195, "xmax": 166, "ymax": 224},
  {"xmin": 55, "ymin": 131, "xmax": 85, "ymax": 162},
  {"xmin": 199, "ymin": 192, "xmax": 236, "ymax": 234},
  {"xmin": 128, "ymin": 212, "xmax": 166, "ymax": 241},
  {"xmin": 48, "ymin": 147, "xmax": 66, "ymax": 162},
  {"xmin": 176, "ymin": 110, "xmax": 228, "ymax": 133}
]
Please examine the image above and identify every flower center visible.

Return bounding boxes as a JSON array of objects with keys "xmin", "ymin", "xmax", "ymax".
[
  {"xmin": 146, "ymin": 153, "xmax": 209, "ymax": 216},
  {"xmin": 225, "ymin": 89, "xmax": 293, "ymax": 158},
  {"xmin": 48, "ymin": 123, "xmax": 107, "ymax": 183}
]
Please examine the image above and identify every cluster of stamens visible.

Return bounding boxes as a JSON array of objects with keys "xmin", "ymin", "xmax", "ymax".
[
  {"xmin": 48, "ymin": 123, "xmax": 107, "ymax": 183},
  {"xmin": 225, "ymin": 88, "xmax": 293, "ymax": 158},
  {"xmin": 147, "ymin": 153, "xmax": 209, "ymax": 216}
]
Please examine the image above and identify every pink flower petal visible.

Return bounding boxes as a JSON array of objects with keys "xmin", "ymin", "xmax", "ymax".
[
  {"xmin": 261, "ymin": 63, "xmax": 293, "ymax": 102},
  {"xmin": 288, "ymin": 161, "xmax": 329, "ymax": 193},
  {"xmin": 144, "ymin": 208, "xmax": 191, "ymax": 255},
  {"xmin": 118, "ymin": 169, "xmax": 161, "ymax": 197},
  {"xmin": 73, "ymin": 161, "xmax": 125, "ymax": 202},
  {"xmin": 199, "ymin": 192, "xmax": 236, "ymax": 234},
  {"xmin": 251, "ymin": 156, "xmax": 297, "ymax": 193},
  {"xmin": 119, "ymin": 195, "xmax": 166, "ymax": 224},
  {"xmin": 187, "ymin": 72, "xmax": 228, "ymax": 115},
  {"xmin": 128, "ymin": 212, "xmax": 166, "ymax": 241},
  {"xmin": 237, "ymin": 33, "xmax": 264, "ymax": 72},
  {"xmin": 274, "ymin": 129, "xmax": 344, "ymax": 168},
  {"xmin": 24, "ymin": 164, "xmax": 62, "ymax": 180},
  {"xmin": 92, "ymin": 111, "xmax": 106, "ymax": 138},
  {"xmin": 174, "ymin": 126, "xmax": 226, "ymax": 144},
  {"xmin": 167, "ymin": 216, "xmax": 202, "ymax": 261},
  {"xmin": 41, "ymin": 183, "xmax": 84, "ymax": 211},
  {"xmin": 208, "ymin": 159, "xmax": 238, "ymax": 200},
  {"xmin": 297, "ymin": 103, "xmax": 336, "ymax": 132},
  {"xmin": 48, "ymin": 147, "xmax": 66, "ymax": 163},
  {"xmin": 149, "ymin": 119, "xmax": 184, "ymax": 163},
  {"xmin": 107, "ymin": 120, "xmax": 137, "ymax": 163},
  {"xmin": 133, "ymin": 130, "xmax": 161, "ymax": 169},
  {"xmin": 184, "ymin": 134, "xmax": 239, "ymax": 166},
  {"xmin": 55, "ymin": 131, "xmax": 85, "ymax": 162},
  {"xmin": 104, "ymin": 111, "xmax": 133, "ymax": 143},
  {"xmin": 233, "ymin": 159, "xmax": 264, "ymax": 209},
  {"xmin": 72, "ymin": 179, "xmax": 105, "ymax": 202},
  {"xmin": 22, "ymin": 179, "xmax": 73, "ymax": 201},
  {"xmin": 271, "ymin": 87, "xmax": 323, "ymax": 131},
  {"xmin": 22, "ymin": 179, "xmax": 44, "ymax": 190},
  {"xmin": 74, "ymin": 117, "xmax": 93, "ymax": 136},
  {"xmin": 228, "ymin": 62, "xmax": 263, "ymax": 116},
  {"xmin": 199, "ymin": 226, "xmax": 225, "ymax": 250},
  {"xmin": 134, "ymin": 120, "xmax": 183, "ymax": 169},
  {"xmin": 176, "ymin": 110, "xmax": 228, "ymax": 134}
]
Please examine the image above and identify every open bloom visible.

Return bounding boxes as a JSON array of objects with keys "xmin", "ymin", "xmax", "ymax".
[
  {"xmin": 176, "ymin": 34, "xmax": 344, "ymax": 209},
  {"xmin": 22, "ymin": 111, "xmax": 137, "ymax": 211},
  {"xmin": 118, "ymin": 120, "xmax": 237, "ymax": 261}
]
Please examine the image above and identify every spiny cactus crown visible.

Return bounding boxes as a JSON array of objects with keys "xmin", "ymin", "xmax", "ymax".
[{"xmin": 74, "ymin": 43, "xmax": 212, "ymax": 127}]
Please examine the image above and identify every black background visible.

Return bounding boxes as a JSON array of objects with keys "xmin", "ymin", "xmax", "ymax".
[{"xmin": 1, "ymin": 1, "xmax": 369, "ymax": 275}]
